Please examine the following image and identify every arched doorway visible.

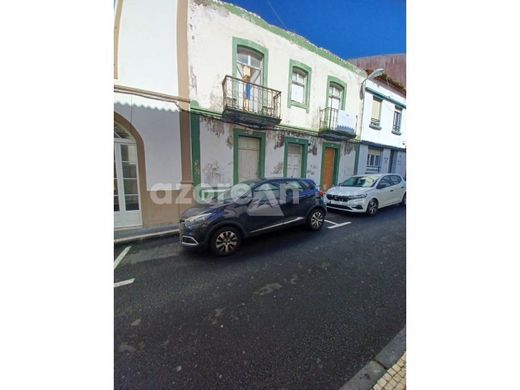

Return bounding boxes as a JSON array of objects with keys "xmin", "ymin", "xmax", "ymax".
[{"xmin": 114, "ymin": 122, "xmax": 142, "ymax": 228}]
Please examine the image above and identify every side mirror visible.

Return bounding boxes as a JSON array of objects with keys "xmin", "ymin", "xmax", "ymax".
[{"xmin": 377, "ymin": 182, "xmax": 388, "ymax": 189}]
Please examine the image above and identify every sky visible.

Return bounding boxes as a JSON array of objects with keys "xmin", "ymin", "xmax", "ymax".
[{"xmin": 225, "ymin": 0, "xmax": 406, "ymax": 59}]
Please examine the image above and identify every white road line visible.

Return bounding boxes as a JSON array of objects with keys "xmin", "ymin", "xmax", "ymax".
[
  {"xmin": 324, "ymin": 219, "xmax": 338, "ymax": 225},
  {"xmin": 327, "ymin": 221, "xmax": 352, "ymax": 229},
  {"xmin": 114, "ymin": 245, "xmax": 132, "ymax": 269},
  {"xmin": 114, "ymin": 278, "xmax": 135, "ymax": 288}
]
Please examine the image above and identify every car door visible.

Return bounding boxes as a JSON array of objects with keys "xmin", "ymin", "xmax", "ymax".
[
  {"xmin": 390, "ymin": 175, "xmax": 406, "ymax": 204},
  {"xmin": 246, "ymin": 181, "xmax": 284, "ymax": 233},
  {"xmin": 279, "ymin": 179, "xmax": 315, "ymax": 220},
  {"xmin": 375, "ymin": 175, "xmax": 394, "ymax": 207}
]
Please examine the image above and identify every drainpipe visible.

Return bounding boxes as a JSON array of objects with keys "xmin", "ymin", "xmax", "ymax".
[{"xmin": 354, "ymin": 68, "xmax": 385, "ymax": 175}]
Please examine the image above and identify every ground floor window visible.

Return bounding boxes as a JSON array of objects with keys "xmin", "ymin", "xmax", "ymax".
[
  {"xmin": 233, "ymin": 129, "xmax": 265, "ymax": 184},
  {"xmin": 284, "ymin": 137, "xmax": 309, "ymax": 178},
  {"xmin": 366, "ymin": 148, "xmax": 382, "ymax": 173}
]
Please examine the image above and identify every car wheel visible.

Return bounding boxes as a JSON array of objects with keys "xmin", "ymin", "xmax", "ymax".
[
  {"xmin": 210, "ymin": 226, "xmax": 241, "ymax": 256},
  {"xmin": 366, "ymin": 199, "xmax": 378, "ymax": 216},
  {"xmin": 400, "ymin": 193, "xmax": 406, "ymax": 207},
  {"xmin": 307, "ymin": 208, "xmax": 325, "ymax": 231}
]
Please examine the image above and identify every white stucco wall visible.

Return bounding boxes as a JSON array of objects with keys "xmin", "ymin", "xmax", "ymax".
[
  {"xmin": 187, "ymin": 0, "xmax": 365, "ymax": 134},
  {"xmin": 198, "ymin": 119, "xmax": 356, "ymax": 188},
  {"xmin": 117, "ymin": 0, "xmax": 179, "ymax": 96},
  {"xmin": 361, "ymin": 80, "xmax": 406, "ymax": 149},
  {"xmin": 114, "ymin": 93, "xmax": 183, "ymax": 190}
]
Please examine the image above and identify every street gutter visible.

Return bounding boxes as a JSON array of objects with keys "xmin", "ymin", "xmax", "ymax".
[
  {"xmin": 114, "ymin": 228, "xmax": 180, "ymax": 245},
  {"xmin": 339, "ymin": 326, "xmax": 406, "ymax": 390}
]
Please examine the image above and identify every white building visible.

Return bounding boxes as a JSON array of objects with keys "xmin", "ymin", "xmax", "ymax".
[
  {"xmin": 113, "ymin": 0, "xmax": 193, "ymax": 230},
  {"xmin": 186, "ymin": 0, "xmax": 368, "ymax": 198},
  {"xmin": 355, "ymin": 78, "xmax": 407, "ymax": 177}
]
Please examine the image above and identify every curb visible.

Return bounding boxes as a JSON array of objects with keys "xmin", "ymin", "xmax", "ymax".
[
  {"xmin": 339, "ymin": 327, "xmax": 406, "ymax": 390},
  {"xmin": 114, "ymin": 228, "xmax": 180, "ymax": 245}
]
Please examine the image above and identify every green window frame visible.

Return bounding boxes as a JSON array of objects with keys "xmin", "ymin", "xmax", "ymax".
[
  {"xmin": 325, "ymin": 75, "xmax": 347, "ymax": 111},
  {"xmin": 283, "ymin": 136, "xmax": 309, "ymax": 178},
  {"xmin": 232, "ymin": 37, "xmax": 269, "ymax": 86},
  {"xmin": 233, "ymin": 128, "xmax": 266, "ymax": 184},
  {"xmin": 320, "ymin": 142, "xmax": 341, "ymax": 188},
  {"xmin": 287, "ymin": 59, "xmax": 312, "ymax": 112}
]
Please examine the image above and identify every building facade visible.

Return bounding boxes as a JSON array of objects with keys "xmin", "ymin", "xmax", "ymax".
[
  {"xmin": 113, "ymin": 0, "xmax": 407, "ymax": 231},
  {"xmin": 113, "ymin": 0, "xmax": 193, "ymax": 230},
  {"xmin": 355, "ymin": 79, "xmax": 407, "ymax": 177},
  {"xmin": 186, "ymin": 0, "xmax": 368, "ymax": 199}
]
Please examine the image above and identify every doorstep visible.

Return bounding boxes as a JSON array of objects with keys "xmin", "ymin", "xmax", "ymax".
[{"xmin": 114, "ymin": 223, "xmax": 180, "ymax": 245}]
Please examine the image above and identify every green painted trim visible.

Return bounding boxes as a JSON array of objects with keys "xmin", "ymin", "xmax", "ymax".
[
  {"xmin": 287, "ymin": 59, "xmax": 312, "ymax": 113},
  {"xmin": 190, "ymin": 111, "xmax": 201, "ymax": 200},
  {"xmin": 366, "ymin": 87, "xmax": 406, "ymax": 109},
  {"xmin": 325, "ymin": 75, "xmax": 347, "ymax": 111},
  {"xmin": 233, "ymin": 128, "xmax": 266, "ymax": 184},
  {"xmin": 210, "ymin": 1, "xmax": 366, "ymax": 77},
  {"xmin": 232, "ymin": 37, "xmax": 269, "ymax": 86},
  {"xmin": 353, "ymin": 143, "xmax": 361, "ymax": 175},
  {"xmin": 320, "ymin": 142, "xmax": 341, "ymax": 188},
  {"xmin": 283, "ymin": 136, "xmax": 309, "ymax": 178}
]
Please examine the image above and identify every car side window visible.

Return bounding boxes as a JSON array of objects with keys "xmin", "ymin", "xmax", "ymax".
[
  {"xmin": 390, "ymin": 175, "xmax": 401, "ymax": 186},
  {"xmin": 378, "ymin": 176, "xmax": 392, "ymax": 188},
  {"xmin": 253, "ymin": 182, "xmax": 280, "ymax": 201}
]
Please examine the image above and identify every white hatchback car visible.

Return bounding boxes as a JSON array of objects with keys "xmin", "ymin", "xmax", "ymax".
[{"xmin": 324, "ymin": 174, "xmax": 406, "ymax": 216}]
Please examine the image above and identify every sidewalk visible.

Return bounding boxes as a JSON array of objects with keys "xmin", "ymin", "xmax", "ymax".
[
  {"xmin": 372, "ymin": 352, "xmax": 406, "ymax": 389},
  {"xmin": 340, "ymin": 327, "xmax": 405, "ymax": 390},
  {"xmin": 114, "ymin": 223, "xmax": 179, "ymax": 245}
]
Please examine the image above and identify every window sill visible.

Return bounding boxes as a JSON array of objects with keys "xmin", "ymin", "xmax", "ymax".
[
  {"xmin": 369, "ymin": 123, "xmax": 382, "ymax": 130},
  {"xmin": 289, "ymin": 100, "xmax": 309, "ymax": 111},
  {"xmin": 392, "ymin": 130, "xmax": 402, "ymax": 135}
]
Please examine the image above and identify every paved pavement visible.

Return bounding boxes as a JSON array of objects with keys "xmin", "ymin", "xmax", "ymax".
[
  {"xmin": 114, "ymin": 205, "xmax": 406, "ymax": 389},
  {"xmin": 372, "ymin": 353, "xmax": 406, "ymax": 390}
]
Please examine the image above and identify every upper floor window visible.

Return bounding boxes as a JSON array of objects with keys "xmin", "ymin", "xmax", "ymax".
[
  {"xmin": 393, "ymin": 106, "xmax": 403, "ymax": 134},
  {"xmin": 236, "ymin": 47, "xmax": 263, "ymax": 85},
  {"xmin": 328, "ymin": 82, "xmax": 344, "ymax": 111},
  {"xmin": 291, "ymin": 68, "xmax": 308, "ymax": 104},
  {"xmin": 370, "ymin": 97, "xmax": 382, "ymax": 128}
]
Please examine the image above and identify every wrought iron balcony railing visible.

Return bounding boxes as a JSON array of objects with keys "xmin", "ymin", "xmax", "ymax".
[
  {"xmin": 222, "ymin": 75, "xmax": 281, "ymax": 127},
  {"xmin": 370, "ymin": 117, "xmax": 381, "ymax": 127},
  {"xmin": 319, "ymin": 107, "xmax": 356, "ymax": 139}
]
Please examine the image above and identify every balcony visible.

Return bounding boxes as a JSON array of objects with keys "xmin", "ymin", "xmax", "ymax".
[
  {"xmin": 369, "ymin": 117, "xmax": 382, "ymax": 130},
  {"xmin": 319, "ymin": 107, "xmax": 357, "ymax": 140},
  {"xmin": 222, "ymin": 75, "xmax": 282, "ymax": 128}
]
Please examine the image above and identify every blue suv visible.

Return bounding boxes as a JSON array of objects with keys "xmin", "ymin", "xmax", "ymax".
[{"xmin": 180, "ymin": 178, "xmax": 326, "ymax": 256}]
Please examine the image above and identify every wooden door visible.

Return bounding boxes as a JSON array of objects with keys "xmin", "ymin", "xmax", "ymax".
[{"xmin": 322, "ymin": 147, "xmax": 337, "ymax": 191}]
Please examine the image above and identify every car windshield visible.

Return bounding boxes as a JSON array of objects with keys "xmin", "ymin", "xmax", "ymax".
[{"xmin": 339, "ymin": 176, "xmax": 377, "ymax": 188}]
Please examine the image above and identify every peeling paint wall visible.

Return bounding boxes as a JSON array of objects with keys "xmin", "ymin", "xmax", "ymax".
[
  {"xmin": 187, "ymin": 0, "xmax": 365, "ymax": 133},
  {"xmin": 198, "ymin": 117, "xmax": 356, "ymax": 187}
]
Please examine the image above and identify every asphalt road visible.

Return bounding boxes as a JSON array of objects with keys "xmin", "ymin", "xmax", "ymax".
[{"xmin": 114, "ymin": 205, "xmax": 406, "ymax": 389}]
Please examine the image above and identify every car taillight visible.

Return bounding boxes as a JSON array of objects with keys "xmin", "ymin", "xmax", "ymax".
[{"xmin": 319, "ymin": 191, "xmax": 325, "ymax": 197}]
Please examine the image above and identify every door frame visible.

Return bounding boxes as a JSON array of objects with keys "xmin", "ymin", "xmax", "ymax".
[
  {"xmin": 283, "ymin": 136, "xmax": 309, "ymax": 178},
  {"xmin": 320, "ymin": 142, "xmax": 341, "ymax": 189},
  {"xmin": 114, "ymin": 125, "xmax": 143, "ymax": 229},
  {"xmin": 233, "ymin": 128, "xmax": 266, "ymax": 184}
]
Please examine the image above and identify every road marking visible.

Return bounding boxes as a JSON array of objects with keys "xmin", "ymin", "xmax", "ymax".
[
  {"xmin": 114, "ymin": 278, "xmax": 135, "ymax": 288},
  {"xmin": 327, "ymin": 221, "xmax": 352, "ymax": 229},
  {"xmin": 324, "ymin": 219, "xmax": 338, "ymax": 225},
  {"xmin": 114, "ymin": 245, "xmax": 132, "ymax": 269}
]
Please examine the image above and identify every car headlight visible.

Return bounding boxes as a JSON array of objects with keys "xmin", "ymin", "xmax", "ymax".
[
  {"xmin": 348, "ymin": 194, "xmax": 367, "ymax": 200},
  {"xmin": 185, "ymin": 213, "xmax": 212, "ymax": 225}
]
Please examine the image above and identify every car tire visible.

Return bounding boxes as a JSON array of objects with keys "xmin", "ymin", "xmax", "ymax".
[
  {"xmin": 366, "ymin": 198, "xmax": 378, "ymax": 216},
  {"xmin": 307, "ymin": 208, "xmax": 325, "ymax": 231},
  {"xmin": 210, "ymin": 226, "xmax": 242, "ymax": 256},
  {"xmin": 400, "ymin": 193, "xmax": 406, "ymax": 207}
]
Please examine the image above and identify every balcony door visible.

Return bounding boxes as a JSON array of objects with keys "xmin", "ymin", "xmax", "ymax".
[
  {"xmin": 114, "ymin": 123, "xmax": 142, "ymax": 229},
  {"xmin": 236, "ymin": 47, "xmax": 263, "ymax": 113}
]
